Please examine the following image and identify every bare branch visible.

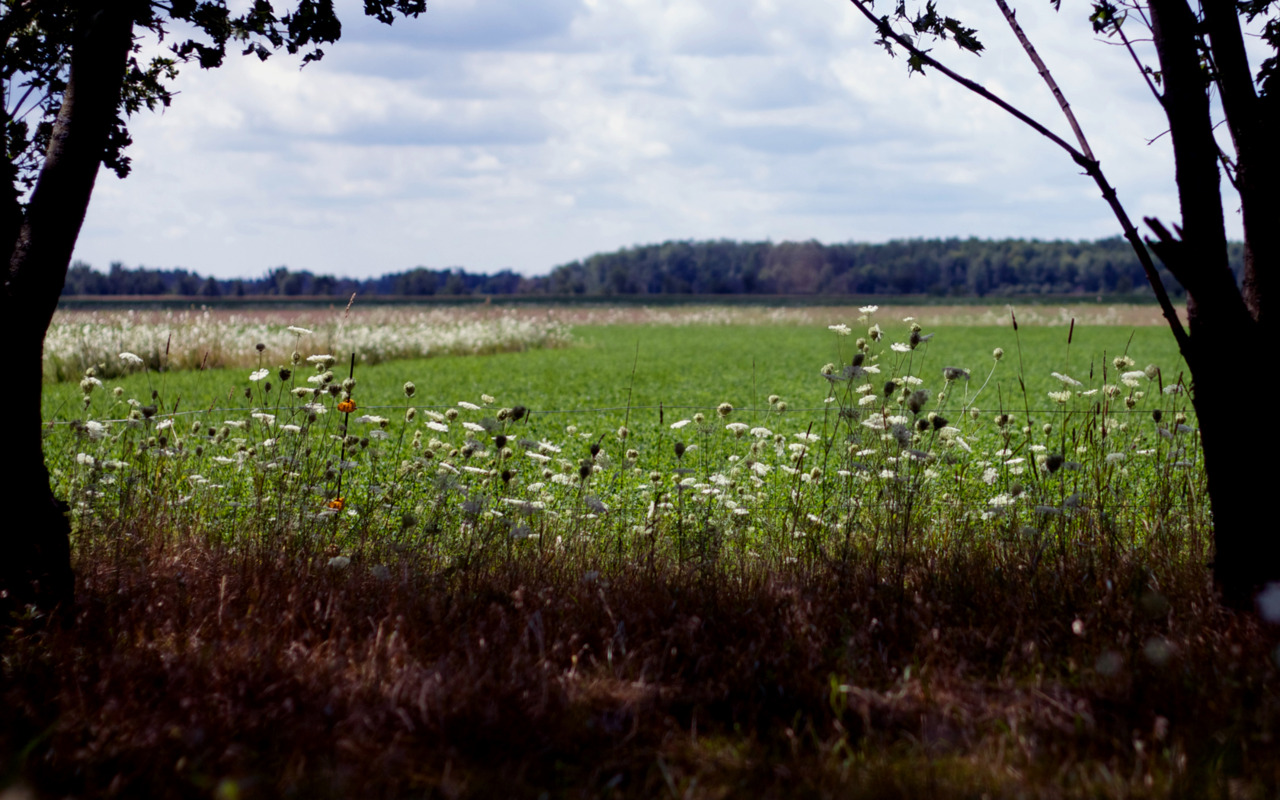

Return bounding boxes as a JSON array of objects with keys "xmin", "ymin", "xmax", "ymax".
[
  {"xmin": 844, "ymin": 0, "xmax": 1090, "ymax": 168},
  {"xmin": 844, "ymin": 0, "xmax": 1190, "ymax": 352},
  {"xmin": 993, "ymin": 0, "xmax": 1095, "ymax": 160}
]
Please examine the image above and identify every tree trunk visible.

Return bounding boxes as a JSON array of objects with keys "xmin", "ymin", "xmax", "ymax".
[
  {"xmin": 1, "ymin": 5, "xmax": 135, "ymax": 615},
  {"xmin": 1147, "ymin": 0, "xmax": 1279, "ymax": 609}
]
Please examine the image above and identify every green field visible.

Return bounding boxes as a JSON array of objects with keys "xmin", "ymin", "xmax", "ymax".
[{"xmin": 14, "ymin": 310, "xmax": 1272, "ymax": 800}]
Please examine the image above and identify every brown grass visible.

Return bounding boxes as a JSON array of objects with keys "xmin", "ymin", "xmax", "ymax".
[{"xmin": 4, "ymin": 526, "xmax": 1277, "ymax": 799}]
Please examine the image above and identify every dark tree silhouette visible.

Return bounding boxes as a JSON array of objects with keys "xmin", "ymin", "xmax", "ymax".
[{"xmin": 1, "ymin": 0, "xmax": 426, "ymax": 614}]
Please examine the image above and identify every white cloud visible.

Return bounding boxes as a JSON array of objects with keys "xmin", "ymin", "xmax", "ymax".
[{"xmin": 73, "ymin": 0, "xmax": 1232, "ymax": 278}]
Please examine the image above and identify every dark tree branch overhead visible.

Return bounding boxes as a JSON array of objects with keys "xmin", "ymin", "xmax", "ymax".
[
  {"xmin": 846, "ymin": 0, "xmax": 1278, "ymax": 608},
  {"xmin": 845, "ymin": 0, "xmax": 1190, "ymax": 354}
]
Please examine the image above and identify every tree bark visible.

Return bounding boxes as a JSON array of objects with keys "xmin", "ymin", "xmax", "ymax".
[{"xmin": 1, "ymin": 5, "xmax": 135, "ymax": 615}]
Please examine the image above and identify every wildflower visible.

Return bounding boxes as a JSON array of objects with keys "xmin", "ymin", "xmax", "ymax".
[
  {"xmin": 307, "ymin": 354, "xmax": 336, "ymax": 367},
  {"xmin": 717, "ymin": 402, "xmax": 734, "ymax": 418},
  {"xmin": 828, "ymin": 324, "xmax": 852, "ymax": 335},
  {"xmin": 890, "ymin": 342, "xmax": 911, "ymax": 352},
  {"xmin": 942, "ymin": 366, "xmax": 969, "ymax": 381},
  {"xmin": 992, "ymin": 348, "xmax": 1004, "ymax": 361},
  {"xmin": 337, "ymin": 399, "xmax": 356, "ymax": 414},
  {"xmin": 401, "ymin": 381, "xmax": 416, "ymax": 398},
  {"xmin": 1113, "ymin": 355, "xmax": 1136, "ymax": 370},
  {"xmin": 249, "ymin": 368, "xmax": 270, "ymax": 382},
  {"xmin": 859, "ymin": 305, "xmax": 879, "ymax": 314},
  {"xmin": 119, "ymin": 352, "xmax": 144, "ymax": 366},
  {"xmin": 287, "ymin": 325, "xmax": 314, "ymax": 336},
  {"xmin": 1051, "ymin": 371, "xmax": 1083, "ymax": 387},
  {"xmin": 80, "ymin": 376, "xmax": 102, "ymax": 394},
  {"xmin": 868, "ymin": 324, "xmax": 883, "ymax": 341},
  {"xmin": 327, "ymin": 498, "xmax": 346, "ymax": 513},
  {"xmin": 458, "ymin": 401, "xmax": 481, "ymax": 411},
  {"xmin": 1048, "ymin": 390, "xmax": 1072, "ymax": 404},
  {"xmin": 481, "ymin": 394, "xmax": 496, "ymax": 405},
  {"xmin": 462, "ymin": 421, "xmax": 486, "ymax": 433},
  {"xmin": 617, "ymin": 426, "xmax": 629, "ymax": 440},
  {"xmin": 671, "ymin": 419, "xmax": 691, "ymax": 430}
]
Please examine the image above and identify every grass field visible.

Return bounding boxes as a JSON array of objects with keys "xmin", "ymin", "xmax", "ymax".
[{"xmin": 8, "ymin": 304, "xmax": 1277, "ymax": 799}]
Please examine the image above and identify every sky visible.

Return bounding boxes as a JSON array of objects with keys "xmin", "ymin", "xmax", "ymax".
[{"xmin": 68, "ymin": 0, "xmax": 1243, "ymax": 280}]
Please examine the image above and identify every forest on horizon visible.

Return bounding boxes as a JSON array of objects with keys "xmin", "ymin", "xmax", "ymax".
[{"xmin": 62, "ymin": 236, "xmax": 1241, "ymax": 299}]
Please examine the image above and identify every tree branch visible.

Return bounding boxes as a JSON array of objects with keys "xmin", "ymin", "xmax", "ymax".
[{"xmin": 844, "ymin": 0, "xmax": 1190, "ymax": 352}]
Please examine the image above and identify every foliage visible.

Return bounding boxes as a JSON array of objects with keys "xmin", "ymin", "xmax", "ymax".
[{"xmin": 60, "ymin": 237, "xmax": 1241, "ymax": 299}]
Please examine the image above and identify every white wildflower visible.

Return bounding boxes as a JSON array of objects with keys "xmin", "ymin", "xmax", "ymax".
[
  {"xmin": 982, "ymin": 467, "xmax": 998, "ymax": 485},
  {"xmin": 457, "ymin": 401, "xmax": 481, "ymax": 411},
  {"xmin": 426, "ymin": 420, "xmax": 449, "ymax": 433},
  {"xmin": 670, "ymin": 419, "xmax": 691, "ymax": 429},
  {"xmin": 287, "ymin": 326, "xmax": 313, "ymax": 335},
  {"xmin": 828, "ymin": 324, "xmax": 852, "ymax": 336},
  {"xmin": 249, "ymin": 368, "xmax": 270, "ymax": 382},
  {"xmin": 462, "ymin": 422, "xmax": 486, "ymax": 433},
  {"xmin": 859, "ymin": 305, "xmax": 879, "ymax": 314},
  {"xmin": 1051, "ymin": 372, "xmax": 1083, "ymax": 387},
  {"xmin": 891, "ymin": 342, "xmax": 911, "ymax": 353},
  {"xmin": 119, "ymin": 352, "xmax": 144, "ymax": 366}
]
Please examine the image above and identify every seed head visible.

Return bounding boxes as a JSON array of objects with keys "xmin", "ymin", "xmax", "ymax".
[
  {"xmin": 1152, "ymin": 409, "xmax": 1163, "ymax": 423},
  {"xmin": 403, "ymin": 381, "xmax": 416, "ymax": 398},
  {"xmin": 906, "ymin": 389, "xmax": 929, "ymax": 415},
  {"xmin": 255, "ymin": 342, "xmax": 266, "ymax": 353},
  {"xmin": 717, "ymin": 402, "xmax": 733, "ymax": 418},
  {"xmin": 992, "ymin": 348, "xmax": 1004, "ymax": 362},
  {"xmin": 674, "ymin": 441, "xmax": 686, "ymax": 459}
]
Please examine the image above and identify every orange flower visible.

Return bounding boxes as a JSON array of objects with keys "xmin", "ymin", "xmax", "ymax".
[
  {"xmin": 327, "ymin": 497, "xmax": 345, "ymax": 511},
  {"xmin": 337, "ymin": 399, "xmax": 356, "ymax": 414}
]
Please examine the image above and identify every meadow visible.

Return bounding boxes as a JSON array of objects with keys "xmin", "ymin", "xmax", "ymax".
[{"xmin": 7, "ymin": 303, "xmax": 1278, "ymax": 799}]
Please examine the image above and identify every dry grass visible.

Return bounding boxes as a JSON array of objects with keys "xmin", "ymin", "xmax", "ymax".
[{"xmin": 4, "ymin": 525, "xmax": 1277, "ymax": 799}]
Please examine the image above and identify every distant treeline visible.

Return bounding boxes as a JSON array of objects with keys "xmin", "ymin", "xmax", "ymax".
[{"xmin": 64, "ymin": 237, "xmax": 1241, "ymax": 298}]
